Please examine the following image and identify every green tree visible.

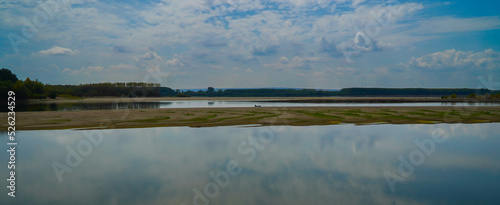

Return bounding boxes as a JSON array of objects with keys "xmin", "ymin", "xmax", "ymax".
[
  {"xmin": 450, "ymin": 93, "xmax": 457, "ymax": 99},
  {"xmin": 48, "ymin": 90, "xmax": 58, "ymax": 99},
  {"xmin": 0, "ymin": 68, "xmax": 18, "ymax": 82},
  {"xmin": 24, "ymin": 77, "xmax": 46, "ymax": 98},
  {"xmin": 467, "ymin": 93, "xmax": 477, "ymax": 98},
  {"xmin": 12, "ymin": 80, "xmax": 30, "ymax": 100}
]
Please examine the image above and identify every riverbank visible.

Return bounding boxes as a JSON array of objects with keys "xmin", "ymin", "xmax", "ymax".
[
  {"xmin": 4, "ymin": 106, "xmax": 500, "ymax": 130},
  {"xmin": 28, "ymin": 96, "xmax": 500, "ymax": 104}
]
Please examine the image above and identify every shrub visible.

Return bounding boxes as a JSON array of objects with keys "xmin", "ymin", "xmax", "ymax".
[
  {"xmin": 176, "ymin": 93, "xmax": 191, "ymax": 97},
  {"xmin": 467, "ymin": 93, "xmax": 477, "ymax": 98}
]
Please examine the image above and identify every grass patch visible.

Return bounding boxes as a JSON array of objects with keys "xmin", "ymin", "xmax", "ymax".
[
  {"xmin": 418, "ymin": 109, "xmax": 437, "ymax": 113},
  {"xmin": 129, "ymin": 116, "xmax": 171, "ymax": 123},
  {"xmin": 214, "ymin": 113, "xmax": 258, "ymax": 121},
  {"xmin": 207, "ymin": 111, "xmax": 225, "ymax": 114},
  {"xmin": 339, "ymin": 109, "xmax": 370, "ymax": 117},
  {"xmin": 381, "ymin": 109, "xmax": 398, "ymax": 113},
  {"xmin": 247, "ymin": 114, "xmax": 281, "ymax": 121},
  {"xmin": 340, "ymin": 112, "xmax": 362, "ymax": 117},
  {"xmin": 406, "ymin": 112, "xmax": 428, "ymax": 116},
  {"xmin": 447, "ymin": 110, "xmax": 462, "ymax": 116},
  {"xmin": 296, "ymin": 110, "xmax": 343, "ymax": 119},
  {"xmin": 373, "ymin": 112, "xmax": 394, "ymax": 116},
  {"xmin": 185, "ymin": 114, "xmax": 218, "ymax": 122}
]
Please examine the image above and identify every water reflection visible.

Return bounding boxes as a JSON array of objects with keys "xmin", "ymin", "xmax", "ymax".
[
  {"xmin": 9, "ymin": 102, "xmax": 162, "ymax": 112},
  {"xmin": 0, "ymin": 124, "xmax": 499, "ymax": 204},
  {"xmin": 6, "ymin": 100, "xmax": 500, "ymax": 112}
]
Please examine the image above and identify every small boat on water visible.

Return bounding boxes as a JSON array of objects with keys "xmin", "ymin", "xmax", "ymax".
[{"xmin": 254, "ymin": 105, "xmax": 262, "ymax": 107}]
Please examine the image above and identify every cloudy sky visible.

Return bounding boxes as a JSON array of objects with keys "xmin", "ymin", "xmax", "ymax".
[{"xmin": 1, "ymin": 0, "xmax": 499, "ymax": 89}]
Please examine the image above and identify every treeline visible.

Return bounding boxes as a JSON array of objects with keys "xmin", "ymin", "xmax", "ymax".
[
  {"xmin": 336, "ymin": 88, "xmax": 495, "ymax": 97},
  {"xmin": 182, "ymin": 88, "xmax": 336, "ymax": 97},
  {"xmin": 176, "ymin": 87, "xmax": 499, "ymax": 97},
  {"xmin": 47, "ymin": 82, "xmax": 161, "ymax": 98},
  {"xmin": 2, "ymin": 68, "xmax": 500, "ymax": 101},
  {"xmin": 0, "ymin": 68, "xmax": 47, "ymax": 101},
  {"xmin": 0, "ymin": 68, "xmax": 163, "ymax": 101}
]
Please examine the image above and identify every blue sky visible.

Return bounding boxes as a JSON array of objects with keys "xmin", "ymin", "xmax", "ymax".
[{"xmin": 1, "ymin": 0, "xmax": 499, "ymax": 89}]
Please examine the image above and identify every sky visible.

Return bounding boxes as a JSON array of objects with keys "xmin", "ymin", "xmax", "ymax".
[{"xmin": 1, "ymin": 0, "xmax": 499, "ymax": 89}]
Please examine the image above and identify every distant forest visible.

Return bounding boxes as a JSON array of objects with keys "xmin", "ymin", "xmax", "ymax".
[
  {"xmin": 0, "ymin": 68, "xmax": 163, "ymax": 101},
  {"xmin": 1, "ymin": 68, "xmax": 499, "ymax": 101}
]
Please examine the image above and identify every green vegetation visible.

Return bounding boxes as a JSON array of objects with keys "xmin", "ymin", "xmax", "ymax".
[
  {"xmin": 128, "ymin": 116, "xmax": 171, "ymax": 123},
  {"xmin": 0, "ymin": 68, "xmax": 46, "ymax": 100},
  {"xmin": 1, "ymin": 68, "xmax": 163, "ymax": 101},
  {"xmin": 184, "ymin": 114, "xmax": 218, "ymax": 122},
  {"xmin": 47, "ymin": 82, "xmax": 162, "ymax": 98},
  {"xmin": 2, "ymin": 68, "xmax": 500, "ymax": 101},
  {"xmin": 179, "ymin": 87, "xmax": 500, "ymax": 98},
  {"xmin": 296, "ymin": 110, "xmax": 344, "ymax": 119},
  {"xmin": 337, "ymin": 88, "xmax": 494, "ymax": 97},
  {"xmin": 175, "ymin": 93, "xmax": 191, "ymax": 97}
]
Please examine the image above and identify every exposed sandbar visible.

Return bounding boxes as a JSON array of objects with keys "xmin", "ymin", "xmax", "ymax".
[{"xmin": 4, "ymin": 106, "xmax": 500, "ymax": 130}]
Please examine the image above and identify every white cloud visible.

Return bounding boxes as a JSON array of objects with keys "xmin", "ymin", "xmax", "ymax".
[
  {"xmin": 110, "ymin": 64, "xmax": 136, "ymax": 70},
  {"xmin": 208, "ymin": 65, "xmax": 223, "ymax": 69},
  {"xmin": 166, "ymin": 58, "xmax": 185, "ymax": 67},
  {"xmin": 63, "ymin": 66, "xmax": 103, "ymax": 75},
  {"xmin": 332, "ymin": 66, "xmax": 357, "ymax": 76},
  {"xmin": 414, "ymin": 16, "xmax": 500, "ymax": 34},
  {"xmin": 1, "ymin": 0, "xmax": 498, "ymax": 88},
  {"xmin": 409, "ymin": 49, "xmax": 500, "ymax": 70},
  {"xmin": 351, "ymin": 0, "xmax": 366, "ymax": 8},
  {"xmin": 138, "ymin": 51, "xmax": 162, "ymax": 61},
  {"xmin": 135, "ymin": 51, "xmax": 163, "ymax": 69},
  {"xmin": 279, "ymin": 56, "xmax": 290, "ymax": 64},
  {"xmin": 39, "ymin": 46, "xmax": 79, "ymax": 56},
  {"xmin": 265, "ymin": 56, "xmax": 321, "ymax": 70}
]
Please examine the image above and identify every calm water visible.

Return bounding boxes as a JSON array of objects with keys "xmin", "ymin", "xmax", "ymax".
[
  {"xmin": 11, "ymin": 100, "xmax": 500, "ymax": 112},
  {"xmin": 1, "ymin": 124, "xmax": 499, "ymax": 204}
]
